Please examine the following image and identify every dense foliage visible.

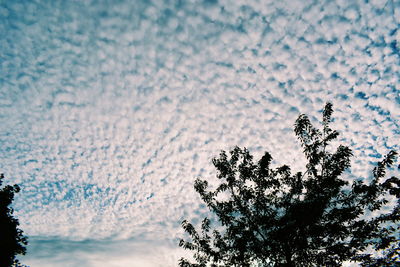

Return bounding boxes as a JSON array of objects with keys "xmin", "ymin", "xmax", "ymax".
[
  {"xmin": 0, "ymin": 174, "xmax": 28, "ymax": 267},
  {"xmin": 179, "ymin": 103, "xmax": 399, "ymax": 266}
]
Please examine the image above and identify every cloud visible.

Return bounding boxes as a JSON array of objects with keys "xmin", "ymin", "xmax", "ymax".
[
  {"xmin": 0, "ymin": 0, "xmax": 399, "ymax": 265},
  {"xmin": 23, "ymin": 236, "xmax": 187, "ymax": 267}
]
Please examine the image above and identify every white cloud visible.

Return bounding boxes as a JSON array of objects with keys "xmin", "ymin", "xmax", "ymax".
[
  {"xmin": 23, "ymin": 237, "xmax": 187, "ymax": 267},
  {"xmin": 0, "ymin": 0, "xmax": 399, "ymax": 266}
]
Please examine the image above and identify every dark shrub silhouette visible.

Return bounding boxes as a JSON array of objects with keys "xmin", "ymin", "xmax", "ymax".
[
  {"xmin": 179, "ymin": 103, "xmax": 399, "ymax": 266},
  {"xmin": 0, "ymin": 174, "xmax": 28, "ymax": 267}
]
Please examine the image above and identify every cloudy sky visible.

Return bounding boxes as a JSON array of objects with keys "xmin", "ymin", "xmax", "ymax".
[{"xmin": 0, "ymin": 0, "xmax": 399, "ymax": 266}]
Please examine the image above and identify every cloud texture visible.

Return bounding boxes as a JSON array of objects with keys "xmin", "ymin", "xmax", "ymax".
[{"xmin": 0, "ymin": 0, "xmax": 399, "ymax": 266}]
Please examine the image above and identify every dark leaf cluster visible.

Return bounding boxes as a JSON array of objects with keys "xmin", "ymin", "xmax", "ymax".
[
  {"xmin": 0, "ymin": 174, "xmax": 29, "ymax": 267},
  {"xmin": 179, "ymin": 103, "xmax": 399, "ymax": 267}
]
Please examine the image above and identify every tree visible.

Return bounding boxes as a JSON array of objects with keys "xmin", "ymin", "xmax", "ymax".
[
  {"xmin": 0, "ymin": 174, "xmax": 29, "ymax": 267},
  {"xmin": 179, "ymin": 103, "xmax": 399, "ymax": 267}
]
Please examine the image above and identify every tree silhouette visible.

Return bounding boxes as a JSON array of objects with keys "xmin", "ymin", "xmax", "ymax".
[
  {"xmin": 0, "ymin": 174, "xmax": 28, "ymax": 267},
  {"xmin": 179, "ymin": 103, "xmax": 399, "ymax": 266}
]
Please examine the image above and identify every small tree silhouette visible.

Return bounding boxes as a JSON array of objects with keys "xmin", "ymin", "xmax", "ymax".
[
  {"xmin": 0, "ymin": 174, "xmax": 29, "ymax": 267},
  {"xmin": 179, "ymin": 103, "xmax": 399, "ymax": 266}
]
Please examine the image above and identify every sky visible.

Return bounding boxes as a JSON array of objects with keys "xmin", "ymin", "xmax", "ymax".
[{"xmin": 0, "ymin": 0, "xmax": 399, "ymax": 266}]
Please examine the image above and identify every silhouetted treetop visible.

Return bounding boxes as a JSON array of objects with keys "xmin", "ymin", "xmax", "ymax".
[
  {"xmin": 179, "ymin": 103, "xmax": 399, "ymax": 267},
  {"xmin": 0, "ymin": 174, "xmax": 29, "ymax": 267}
]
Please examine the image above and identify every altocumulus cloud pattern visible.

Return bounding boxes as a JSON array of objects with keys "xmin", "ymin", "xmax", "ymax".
[{"xmin": 0, "ymin": 0, "xmax": 399, "ymax": 266}]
